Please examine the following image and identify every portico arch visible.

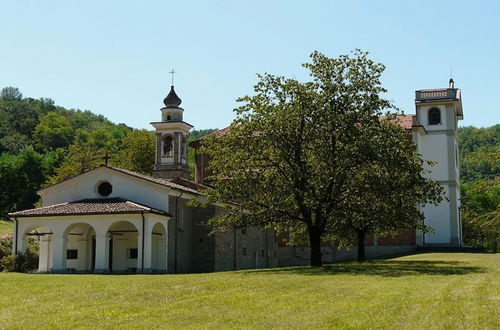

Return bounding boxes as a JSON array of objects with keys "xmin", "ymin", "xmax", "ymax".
[
  {"xmin": 151, "ymin": 222, "xmax": 167, "ymax": 273},
  {"xmin": 63, "ymin": 223, "xmax": 96, "ymax": 273},
  {"xmin": 107, "ymin": 221, "xmax": 140, "ymax": 273}
]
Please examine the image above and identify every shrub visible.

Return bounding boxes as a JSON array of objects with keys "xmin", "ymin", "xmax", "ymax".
[{"xmin": 0, "ymin": 235, "xmax": 39, "ymax": 272}]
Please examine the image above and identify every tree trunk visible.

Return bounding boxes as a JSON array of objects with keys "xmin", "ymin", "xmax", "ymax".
[
  {"xmin": 308, "ymin": 228, "xmax": 323, "ymax": 267},
  {"xmin": 356, "ymin": 229, "xmax": 366, "ymax": 262}
]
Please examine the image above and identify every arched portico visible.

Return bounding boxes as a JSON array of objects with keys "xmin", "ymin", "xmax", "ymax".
[
  {"xmin": 11, "ymin": 198, "xmax": 171, "ymax": 274},
  {"xmin": 107, "ymin": 221, "xmax": 140, "ymax": 274},
  {"xmin": 64, "ymin": 223, "xmax": 96, "ymax": 273},
  {"xmin": 151, "ymin": 222, "xmax": 168, "ymax": 273}
]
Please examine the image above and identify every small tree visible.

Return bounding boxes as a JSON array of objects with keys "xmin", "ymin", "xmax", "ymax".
[
  {"xmin": 0, "ymin": 87, "xmax": 23, "ymax": 100},
  {"xmin": 330, "ymin": 120, "xmax": 444, "ymax": 261}
]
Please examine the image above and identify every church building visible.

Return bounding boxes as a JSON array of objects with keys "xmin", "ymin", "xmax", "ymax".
[{"xmin": 8, "ymin": 80, "xmax": 464, "ymax": 273}]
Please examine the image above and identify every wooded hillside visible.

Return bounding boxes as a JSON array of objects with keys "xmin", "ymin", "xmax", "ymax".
[{"xmin": 0, "ymin": 87, "xmax": 214, "ymax": 220}]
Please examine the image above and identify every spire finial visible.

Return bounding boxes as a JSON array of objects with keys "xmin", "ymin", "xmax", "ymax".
[{"xmin": 169, "ymin": 68, "xmax": 176, "ymax": 86}]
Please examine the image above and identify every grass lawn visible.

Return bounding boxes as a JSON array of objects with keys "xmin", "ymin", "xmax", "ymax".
[
  {"xmin": 0, "ymin": 219, "xmax": 13, "ymax": 237},
  {"xmin": 0, "ymin": 253, "xmax": 498, "ymax": 329}
]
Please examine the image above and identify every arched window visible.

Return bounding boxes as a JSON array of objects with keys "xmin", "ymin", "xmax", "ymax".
[
  {"xmin": 428, "ymin": 108, "xmax": 441, "ymax": 125},
  {"xmin": 162, "ymin": 135, "xmax": 173, "ymax": 157}
]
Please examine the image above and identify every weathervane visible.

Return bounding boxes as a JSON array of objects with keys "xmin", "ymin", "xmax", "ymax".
[{"xmin": 169, "ymin": 68, "xmax": 177, "ymax": 86}]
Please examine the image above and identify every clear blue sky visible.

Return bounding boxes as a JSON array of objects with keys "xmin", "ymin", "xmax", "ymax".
[{"xmin": 1, "ymin": 0, "xmax": 499, "ymax": 130}]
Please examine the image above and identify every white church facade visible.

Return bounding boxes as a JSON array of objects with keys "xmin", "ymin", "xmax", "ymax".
[{"xmin": 9, "ymin": 80, "xmax": 463, "ymax": 273}]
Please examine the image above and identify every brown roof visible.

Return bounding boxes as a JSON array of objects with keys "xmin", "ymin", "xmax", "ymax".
[
  {"xmin": 379, "ymin": 114, "xmax": 414, "ymax": 130},
  {"xmin": 40, "ymin": 165, "xmax": 202, "ymax": 195},
  {"xmin": 8, "ymin": 198, "xmax": 170, "ymax": 218},
  {"xmin": 193, "ymin": 115, "xmax": 415, "ymax": 148}
]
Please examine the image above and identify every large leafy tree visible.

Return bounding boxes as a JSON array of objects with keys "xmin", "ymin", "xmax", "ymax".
[{"xmin": 201, "ymin": 50, "xmax": 443, "ymax": 266}]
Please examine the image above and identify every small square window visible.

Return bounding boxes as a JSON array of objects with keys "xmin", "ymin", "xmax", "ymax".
[
  {"xmin": 67, "ymin": 249, "xmax": 78, "ymax": 260},
  {"xmin": 129, "ymin": 248, "xmax": 138, "ymax": 259}
]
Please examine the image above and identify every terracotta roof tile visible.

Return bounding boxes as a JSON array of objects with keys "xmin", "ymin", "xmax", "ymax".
[
  {"xmin": 380, "ymin": 114, "xmax": 414, "ymax": 130},
  {"xmin": 9, "ymin": 198, "xmax": 170, "ymax": 218}
]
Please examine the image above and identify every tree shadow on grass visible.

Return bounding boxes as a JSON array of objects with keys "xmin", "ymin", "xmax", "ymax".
[{"xmin": 241, "ymin": 260, "xmax": 487, "ymax": 277}]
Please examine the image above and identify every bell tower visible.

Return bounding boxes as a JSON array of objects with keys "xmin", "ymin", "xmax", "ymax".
[
  {"xmin": 151, "ymin": 85, "xmax": 193, "ymax": 179},
  {"xmin": 414, "ymin": 79, "xmax": 464, "ymax": 247}
]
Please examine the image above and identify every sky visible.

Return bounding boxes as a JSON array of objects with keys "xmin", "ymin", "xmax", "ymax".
[{"xmin": 1, "ymin": 0, "xmax": 499, "ymax": 130}]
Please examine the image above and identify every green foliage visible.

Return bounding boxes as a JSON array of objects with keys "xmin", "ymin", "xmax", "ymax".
[
  {"xmin": 329, "ymin": 120, "xmax": 444, "ymax": 260},
  {"xmin": 0, "ymin": 147, "xmax": 48, "ymax": 219},
  {"xmin": 0, "ymin": 87, "xmax": 134, "ymax": 215},
  {"xmin": 0, "ymin": 87, "xmax": 23, "ymax": 100},
  {"xmin": 33, "ymin": 112, "xmax": 74, "ymax": 152},
  {"xmin": 117, "ymin": 130, "xmax": 155, "ymax": 175},
  {"xmin": 0, "ymin": 235, "xmax": 38, "ymax": 272},
  {"xmin": 189, "ymin": 129, "xmax": 218, "ymax": 141},
  {"xmin": 458, "ymin": 125, "xmax": 499, "ymax": 251},
  {"xmin": 47, "ymin": 144, "xmax": 106, "ymax": 185},
  {"xmin": 462, "ymin": 178, "xmax": 500, "ymax": 252},
  {"xmin": 0, "ymin": 234, "xmax": 12, "ymax": 259},
  {"xmin": 459, "ymin": 125, "xmax": 499, "ymax": 182},
  {"xmin": 201, "ymin": 50, "xmax": 443, "ymax": 265},
  {"xmin": 0, "ymin": 252, "xmax": 39, "ymax": 273}
]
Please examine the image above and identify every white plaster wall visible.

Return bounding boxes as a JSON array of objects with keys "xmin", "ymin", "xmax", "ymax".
[
  {"xmin": 111, "ymin": 232, "xmax": 139, "ymax": 271},
  {"xmin": 66, "ymin": 236, "xmax": 89, "ymax": 271},
  {"xmin": 418, "ymin": 134, "xmax": 450, "ymax": 180},
  {"xmin": 39, "ymin": 167, "xmax": 170, "ymax": 212},
  {"xmin": 422, "ymin": 185, "xmax": 451, "ymax": 244}
]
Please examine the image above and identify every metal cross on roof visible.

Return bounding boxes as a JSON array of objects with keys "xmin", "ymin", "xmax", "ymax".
[
  {"xmin": 169, "ymin": 68, "xmax": 177, "ymax": 86},
  {"xmin": 102, "ymin": 151, "xmax": 111, "ymax": 166}
]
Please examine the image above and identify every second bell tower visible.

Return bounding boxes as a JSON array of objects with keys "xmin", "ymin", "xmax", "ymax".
[{"xmin": 151, "ymin": 85, "xmax": 193, "ymax": 179}]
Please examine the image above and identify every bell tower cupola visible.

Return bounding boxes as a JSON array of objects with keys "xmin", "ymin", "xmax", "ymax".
[{"xmin": 151, "ymin": 84, "xmax": 193, "ymax": 179}]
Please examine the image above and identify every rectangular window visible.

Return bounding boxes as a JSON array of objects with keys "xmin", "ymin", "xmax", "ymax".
[
  {"xmin": 242, "ymin": 247, "xmax": 247, "ymax": 256},
  {"xmin": 128, "ymin": 248, "xmax": 138, "ymax": 259},
  {"xmin": 261, "ymin": 249, "xmax": 265, "ymax": 257},
  {"xmin": 66, "ymin": 249, "xmax": 78, "ymax": 260}
]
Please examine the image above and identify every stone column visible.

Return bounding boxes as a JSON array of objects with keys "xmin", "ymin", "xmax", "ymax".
[
  {"xmin": 38, "ymin": 235, "xmax": 51, "ymax": 273},
  {"xmin": 94, "ymin": 235, "xmax": 110, "ymax": 273},
  {"xmin": 142, "ymin": 222, "xmax": 153, "ymax": 274},
  {"xmin": 50, "ymin": 236, "xmax": 67, "ymax": 273}
]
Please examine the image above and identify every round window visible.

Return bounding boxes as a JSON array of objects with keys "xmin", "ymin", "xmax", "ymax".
[{"xmin": 97, "ymin": 181, "xmax": 113, "ymax": 197}]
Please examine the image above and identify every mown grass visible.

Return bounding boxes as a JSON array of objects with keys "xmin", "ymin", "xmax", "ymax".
[
  {"xmin": 0, "ymin": 253, "xmax": 498, "ymax": 329},
  {"xmin": 0, "ymin": 219, "xmax": 13, "ymax": 237}
]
